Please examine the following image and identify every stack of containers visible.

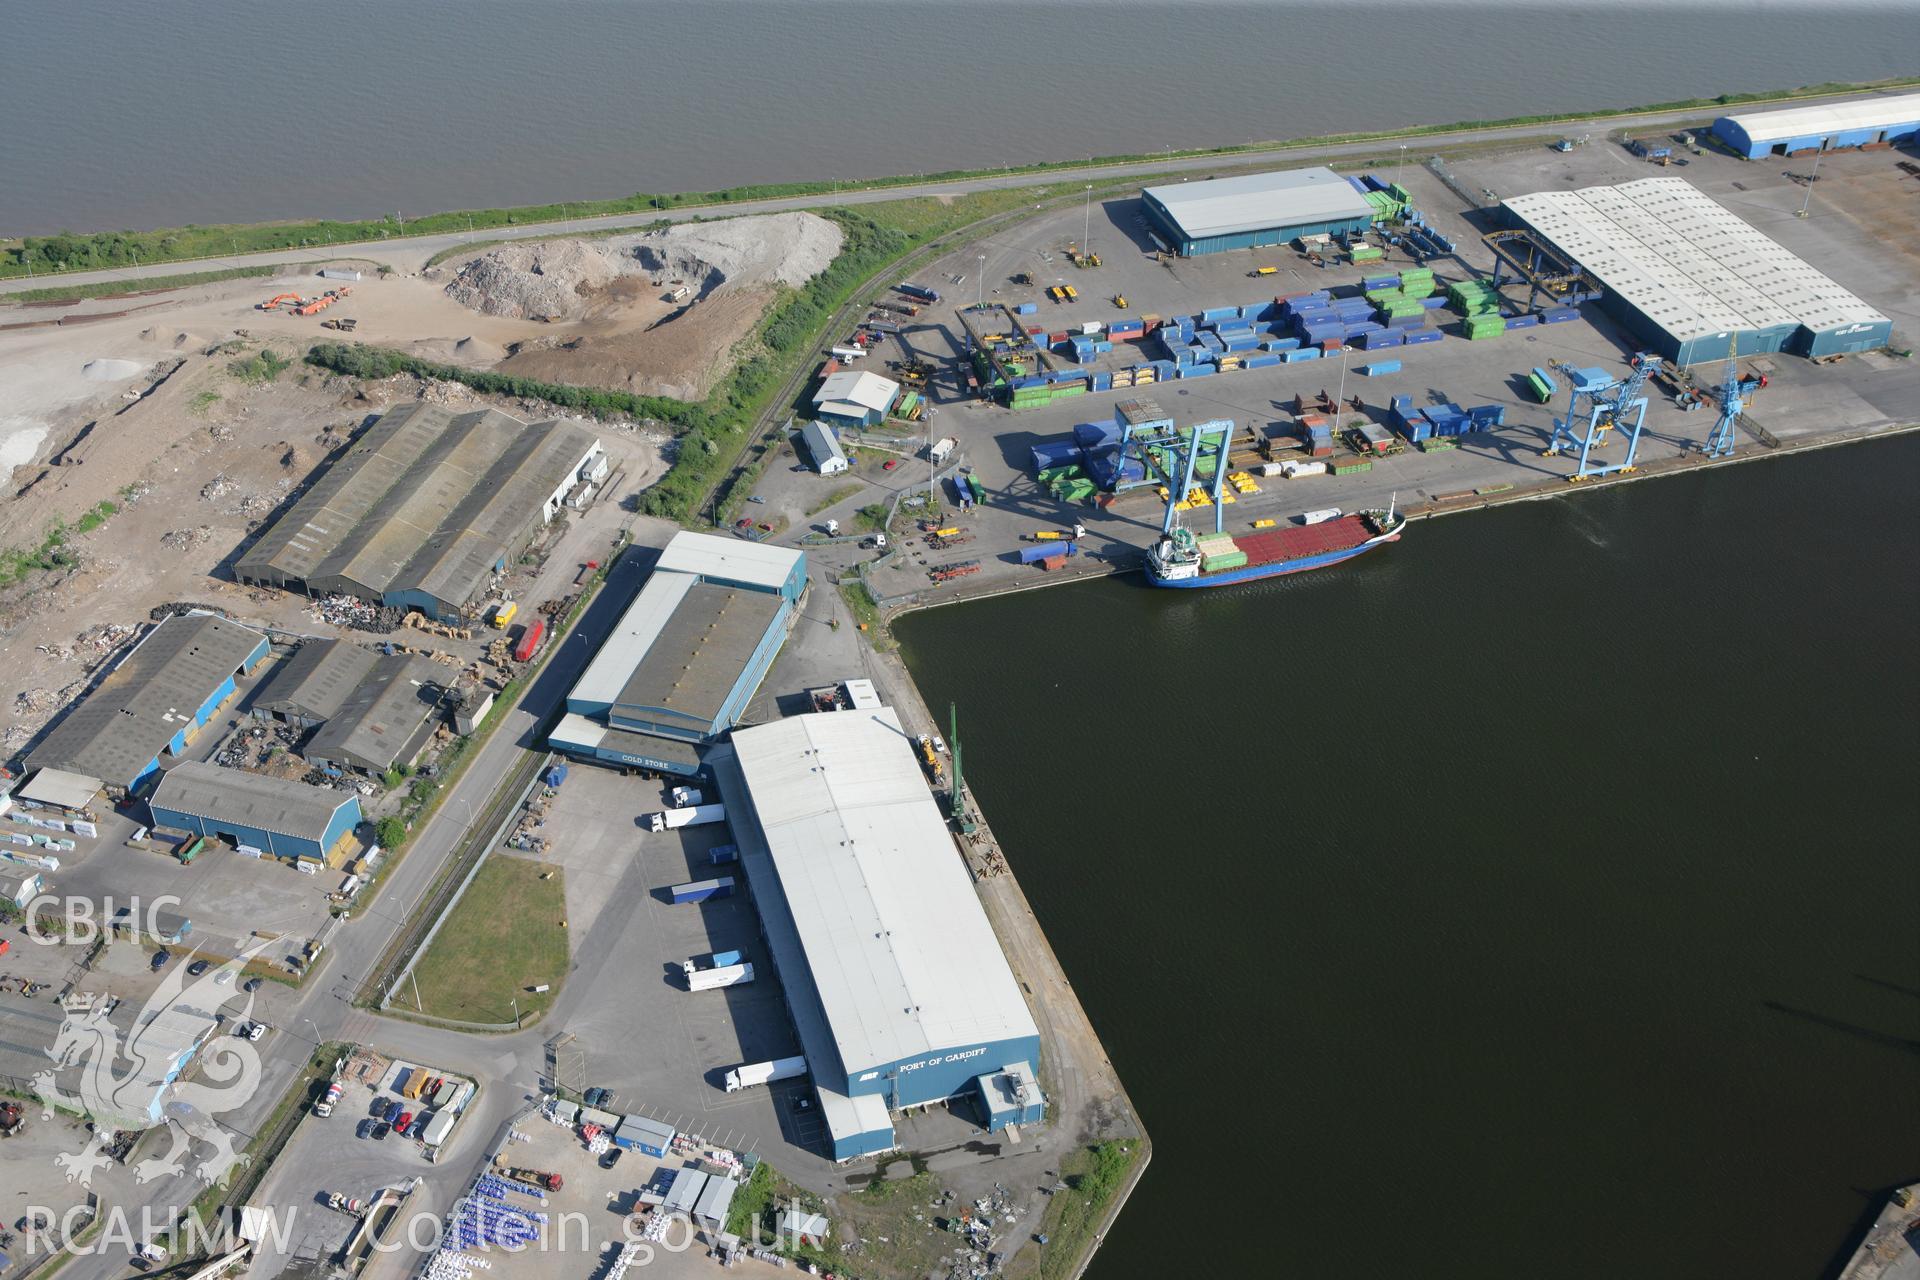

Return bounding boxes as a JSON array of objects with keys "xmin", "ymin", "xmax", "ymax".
[
  {"xmin": 1447, "ymin": 278, "xmax": 1502, "ymax": 315},
  {"xmin": 1398, "ymin": 267, "xmax": 1435, "ymax": 298},
  {"xmin": 1463, "ymin": 312, "xmax": 1506, "ymax": 341},
  {"xmin": 1299, "ymin": 413, "xmax": 1335, "ymax": 457},
  {"xmin": 1349, "ymin": 243, "xmax": 1385, "ymax": 264},
  {"xmin": 1195, "ymin": 533, "xmax": 1246, "ymax": 573},
  {"xmin": 1388, "ymin": 395, "xmax": 1427, "ymax": 442}
]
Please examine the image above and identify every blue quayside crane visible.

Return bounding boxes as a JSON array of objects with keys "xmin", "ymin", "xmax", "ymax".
[
  {"xmin": 1161, "ymin": 422, "xmax": 1234, "ymax": 536},
  {"xmin": 1542, "ymin": 353, "xmax": 1662, "ymax": 481},
  {"xmin": 1701, "ymin": 354, "xmax": 1767, "ymax": 459}
]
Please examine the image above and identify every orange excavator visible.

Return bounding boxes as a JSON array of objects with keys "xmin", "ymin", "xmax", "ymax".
[
  {"xmin": 293, "ymin": 287, "xmax": 352, "ymax": 316},
  {"xmin": 256, "ymin": 293, "xmax": 302, "ymax": 311}
]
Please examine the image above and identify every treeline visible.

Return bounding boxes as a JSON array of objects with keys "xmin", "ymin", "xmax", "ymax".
[{"xmin": 305, "ymin": 205, "xmax": 923, "ymax": 524}]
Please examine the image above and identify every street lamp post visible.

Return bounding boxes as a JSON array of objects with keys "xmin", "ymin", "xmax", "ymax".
[
  {"xmin": 1336, "ymin": 347, "xmax": 1350, "ymax": 412},
  {"xmin": 1798, "ymin": 151, "xmax": 1821, "ymax": 218},
  {"xmin": 976, "ymin": 254, "xmax": 985, "ymax": 309}
]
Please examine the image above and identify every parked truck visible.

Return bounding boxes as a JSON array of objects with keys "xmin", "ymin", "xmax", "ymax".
[
  {"xmin": 646, "ymin": 804, "xmax": 726, "ymax": 832},
  {"xmin": 896, "ymin": 282, "xmax": 940, "ymax": 303},
  {"xmin": 497, "ymin": 1165, "xmax": 564, "ymax": 1192},
  {"xmin": 668, "ymin": 785, "xmax": 705, "ymax": 808},
  {"xmin": 682, "ymin": 949, "xmax": 745, "ymax": 978},
  {"xmin": 686, "ymin": 963, "xmax": 755, "ymax": 992},
  {"xmin": 723, "ymin": 1055, "xmax": 808, "ymax": 1093},
  {"xmin": 668, "ymin": 877, "xmax": 735, "ymax": 904}
]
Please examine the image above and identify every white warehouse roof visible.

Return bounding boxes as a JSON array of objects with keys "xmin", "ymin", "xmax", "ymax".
[
  {"xmin": 1503, "ymin": 177, "xmax": 1886, "ymax": 344},
  {"xmin": 812, "ymin": 370, "xmax": 899, "ymax": 417},
  {"xmin": 652, "ymin": 530, "xmax": 802, "ymax": 591},
  {"xmin": 1143, "ymin": 166, "xmax": 1373, "ymax": 240},
  {"xmin": 1717, "ymin": 92, "xmax": 1920, "ymax": 145},
  {"xmin": 729, "ymin": 708, "xmax": 1038, "ymax": 1078},
  {"xmin": 570, "ymin": 571, "xmax": 698, "ymax": 710}
]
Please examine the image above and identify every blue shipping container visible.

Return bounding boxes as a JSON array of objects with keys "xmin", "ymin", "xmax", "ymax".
[
  {"xmin": 1361, "ymin": 359, "xmax": 1403, "ymax": 375},
  {"xmin": 1285, "ymin": 347, "xmax": 1324, "ymax": 363},
  {"xmin": 1505, "ymin": 314, "xmax": 1540, "ymax": 330},
  {"xmin": 1404, "ymin": 329, "xmax": 1444, "ymax": 345},
  {"xmin": 1019, "ymin": 541, "xmax": 1078, "ymax": 563},
  {"xmin": 708, "ymin": 843, "xmax": 740, "ymax": 865},
  {"xmin": 670, "ymin": 877, "xmax": 735, "ymax": 904},
  {"xmin": 1542, "ymin": 307, "xmax": 1579, "ymax": 323}
]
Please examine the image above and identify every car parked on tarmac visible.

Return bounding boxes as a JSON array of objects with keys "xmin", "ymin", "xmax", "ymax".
[
  {"xmin": 187, "ymin": 960, "xmax": 210, "ymax": 977},
  {"xmin": 357, "ymin": 1119, "xmax": 375, "ymax": 1139},
  {"xmin": 371, "ymin": 1122, "xmax": 390, "ymax": 1141},
  {"xmin": 150, "ymin": 950, "xmax": 171, "ymax": 972}
]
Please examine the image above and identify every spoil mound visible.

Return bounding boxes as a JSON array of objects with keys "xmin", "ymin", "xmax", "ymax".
[
  {"xmin": 453, "ymin": 335, "xmax": 506, "ymax": 362},
  {"xmin": 443, "ymin": 212, "xmax": 841, "ymax": 322},
  {"xmin": 631, "ymin": 212, "xmax": 843, "ymax": 293},
  {"xmin": 82, "ymin": 358, "xmax": 144, "ymax": 381}
]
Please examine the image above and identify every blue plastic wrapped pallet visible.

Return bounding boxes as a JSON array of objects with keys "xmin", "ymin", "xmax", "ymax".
[
  {"xmin": 1542, "ymin": 307, "xmax": 1578, "ymax": 323},
  {"xmin": 1360, "ymin": 359, "xmax": 1402, "ymax": 376},
  {"xmin": 1015, "ymin": 302, "xmax": 1038, "ymax": 315},
  {"xmin": 1505, "ymin": 314, "xmax": 1539, "ymax": 330},
  {"xmin": 1284, "ymin": 346, "xmax": 1324, "ymax": 363},
  {"xmin": 1404, "ymin": 329, "xmax": 1443, "ymax": 345}
]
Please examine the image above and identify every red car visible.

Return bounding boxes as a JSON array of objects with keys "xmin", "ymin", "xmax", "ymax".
[
  {"xmin": 394, "ymin": 1111, "xmax": 413, "ymax": 1134},
  {"xmin": 882, "ymin": 459, "xmax": 899, "ymax": 471}
]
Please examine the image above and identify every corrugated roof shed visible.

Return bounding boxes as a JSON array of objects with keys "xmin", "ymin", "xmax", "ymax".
[
  {"xmin": 25, "ymin": 614, "xmax": 267, "ymax": 785},
  {"xmin": 798, "ymin": 420, "xmax": 848, "ymax": 471},
  {"xmin": 728, "ymin": 709, "xmax": 1039, "ymax": 1080},
  {"xmin": 812, "ymin": 370, "xmax": 899, "ymax": 416},
  {"xmin": 1143, "ymin": 167, "xmax": 1374, "ymax": 240},
  {"xmin": 150, "ymin": 761, "xmax": 355, "ymax": 844},
  {"xmin": 1503, "ymin": 177, "xmax": 1887, "ymax": 344},
  {"xmin": 235, "ymin": 402, "xmax": 598, "ymax": 612},
  {"xmin": 615, "ymin": 583, "xmax": 780, "ymax": 727},
  {"xmin": 251, "ymin": 639, "xmax": 378, "ymax": 722},
  {"xmin": 1716, "ymin": 92, "xmax": 1920, "ymax": 145},
  {"xmin": 304, "ymin": 654, "xmax": 442, "ymax": 772}
]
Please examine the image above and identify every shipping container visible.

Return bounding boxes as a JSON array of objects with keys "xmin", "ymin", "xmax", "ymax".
[
  {"xmin": 513, "ymin": 618, "xmax": 547, "ymax": 663},
  {"xmin": 708, "ymin": 843, "xmax": 740, "ymax": 865},
  {"xmin": 544, "ymin": 763, "xmax": 569, "ymax": 789},
  {"xmin": 669, "ymin": 877, "xmax": 735, "ymax": 905},
  {"xmin": 1019, "ymin": 541, "xmax": 1077, "ymax": 564}
]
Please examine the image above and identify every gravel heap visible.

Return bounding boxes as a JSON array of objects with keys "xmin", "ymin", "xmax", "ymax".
[{"xmin": 444, "ymin": 212, "xmax": 843, "ymax": 321}]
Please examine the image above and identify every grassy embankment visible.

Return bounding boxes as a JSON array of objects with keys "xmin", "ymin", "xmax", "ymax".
[
  {"xmin": 5, "ymin": 75, "xmax": 1913, "ymax": 280},
  {"xmin": 406, "ymin": 854, "xmax": 568, "ymax": 1024},
  {"xmin": 0, "ymin": 499, "xmax": 123, "ymax": 590},
  {"xmin": 305, "ymin": 184, "xmax": 1050, "ymax": 524},
  {"xmin": 0, "ymin": 265, "xmax": 275, "ymax": 304},
  {"xmin": 1016, "ymin": 1140, "xmax": 1142, "ymax": 1280}
]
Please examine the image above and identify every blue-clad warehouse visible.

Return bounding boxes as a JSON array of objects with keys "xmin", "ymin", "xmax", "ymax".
[
  {"xmin": 150, "ymin": 760, "xmax": 362, "ymax": 863},
  {"xmin": 1142, "ymin": 166, "xmax": 1374, "ymax": 256},
  {"xmin": 24, "ymin": 613, "xmax": 270, "ymax": 794},
  {"xmin": 1503, "ymin": 178, "xmax": 1891, "ymax": 364},
  {"xmin": 712, "ymin": 707, "xmax": 1043, "ymax": 1161},
  {"xmin": 1711, "ymin": 93, "xmax": 1920, "ymax": 159},
  {"xmin": 549, "ymin": 533, "xmax": 806, "ymax": 777}
]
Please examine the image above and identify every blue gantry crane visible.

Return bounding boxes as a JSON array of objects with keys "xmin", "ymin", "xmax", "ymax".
[
  {"xmin": 1701, "ymin": 355, "xmax": 1767, "ymax": 458},
  {"xmin": 1162, "ymin": 421, "xmax": 1233, "ymax": 535},
  {"xmin": 1543, "ymin": 354, "xmax": 1662, "ymax": 481}
]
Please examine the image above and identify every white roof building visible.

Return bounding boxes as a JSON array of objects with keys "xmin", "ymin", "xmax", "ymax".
[
  {"xmin": 812, "ymin": 370, "xmax": 899, "ymax": 422},
  {"xmin": 1714, "ymin": 92, "xmax": 1920, "ymax": 150},
  {"xmin": 726, "ymin": 709, "xmax": 1039, "ymax": 1094},
  {"xmin": 1503, "ymin": 177, "xmax": 1889, "ymax": 362},
  {"xmin": 1143, "ymin": 166, "xmax": 1374, "ymax": 245},
  {"xmin": 652, "ymin": 531, "xmax": 803, "ymax": 593}
]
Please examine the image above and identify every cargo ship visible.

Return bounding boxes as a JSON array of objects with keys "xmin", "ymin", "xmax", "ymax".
[{"xmin": 1144, "ymin": 503, "xmax": 1405, "ymax": 588}]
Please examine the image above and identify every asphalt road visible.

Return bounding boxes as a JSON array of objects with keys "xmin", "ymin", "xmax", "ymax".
[{"xmin": 0, "ymin": 89, "xmax": 1898, "ymax": 298}]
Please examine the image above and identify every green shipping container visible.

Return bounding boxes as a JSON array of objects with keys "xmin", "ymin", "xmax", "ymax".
[
  {"xmin": 1419, "ymin": 437, "xmax": 1457, "ymax": 452},
  {"xmin": 1201, "ymin": 552, "xmax": 1249, "ymax": 572}
]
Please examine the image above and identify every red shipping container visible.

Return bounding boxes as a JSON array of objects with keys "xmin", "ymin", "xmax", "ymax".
[
  {"xmin": 1321, "ymin": 340, "xmax": 1344, "ymax": 354},
  {"xmin": 513, "ymin": 618, "xmax": 547, "ymax": 663},
  {"xmin": 1038, "ymin": 554, "xmax": 1068, "ymax": 571}
]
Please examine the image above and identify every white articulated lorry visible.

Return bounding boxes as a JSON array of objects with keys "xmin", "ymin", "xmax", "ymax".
[
  {"xmin": 647, "ymin": 804, "xmax": 726, "ymax": 832},
  {"xmin": 686, "ymin": 963, "xmax": 755, "ymax": 992},
  {"xmin": 723, "ymin": 1055, "xmax": 808, "ymax": 1093}
]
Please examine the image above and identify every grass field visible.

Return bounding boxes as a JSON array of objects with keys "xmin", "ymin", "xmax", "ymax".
[{"xmin": 408, "ymin": 854, "xmax": 568, "ymax": 1024}]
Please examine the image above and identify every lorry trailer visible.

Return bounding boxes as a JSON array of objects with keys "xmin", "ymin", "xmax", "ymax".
[
  {"xmin": 723, "ymin": 1055, "xmax": 808, "ymax": 1093},
  {"xmin": 647, "ymin": 804, "xmax": 726, "ymax": 832},
  {"xmin": 683, "ymin": 950, "xmax": 745, "ymax": 977},
  {"xmin": 686, "ymin": 963, "xmax": 755, "ymax": 992},
  {"xmin": 896, "ymin": 282, "xmax": 941, "ymax": 303},
  {"xmin": 669, "ymin": 877, "xmax": 736, "ymax": 904}
]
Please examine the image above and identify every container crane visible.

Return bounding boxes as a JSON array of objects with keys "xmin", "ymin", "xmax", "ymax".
[
  {"xmin": 1701, "ymin": 355, "xmax": 1766, "ymax": 459},
  {"xmin": 1543, "ymin": 354, "xmax": 1662, "ymax": 481}
]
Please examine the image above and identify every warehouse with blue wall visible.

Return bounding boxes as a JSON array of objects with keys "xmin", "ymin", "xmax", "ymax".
[
  {"xmin": 1712, "ymin": 93, "xmax": 1920, "ymax": 159},
  {"xmin": 150, "ymin": 761, "xmax": 362, "ymax": 863},
  {"xmin": 1142, "ymin": 166, "xmax": 1374, "ymax": 256}
]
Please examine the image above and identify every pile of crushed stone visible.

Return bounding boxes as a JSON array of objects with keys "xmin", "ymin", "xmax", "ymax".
[{"xmin": 444, "ymin": 212, "xmax": 842, "ymax": 322}]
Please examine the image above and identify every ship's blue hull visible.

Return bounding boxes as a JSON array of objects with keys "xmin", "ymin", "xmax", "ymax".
[{"xmin": 1146, "ymin": 530, "xmax": 1400, "ymax": 588}]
